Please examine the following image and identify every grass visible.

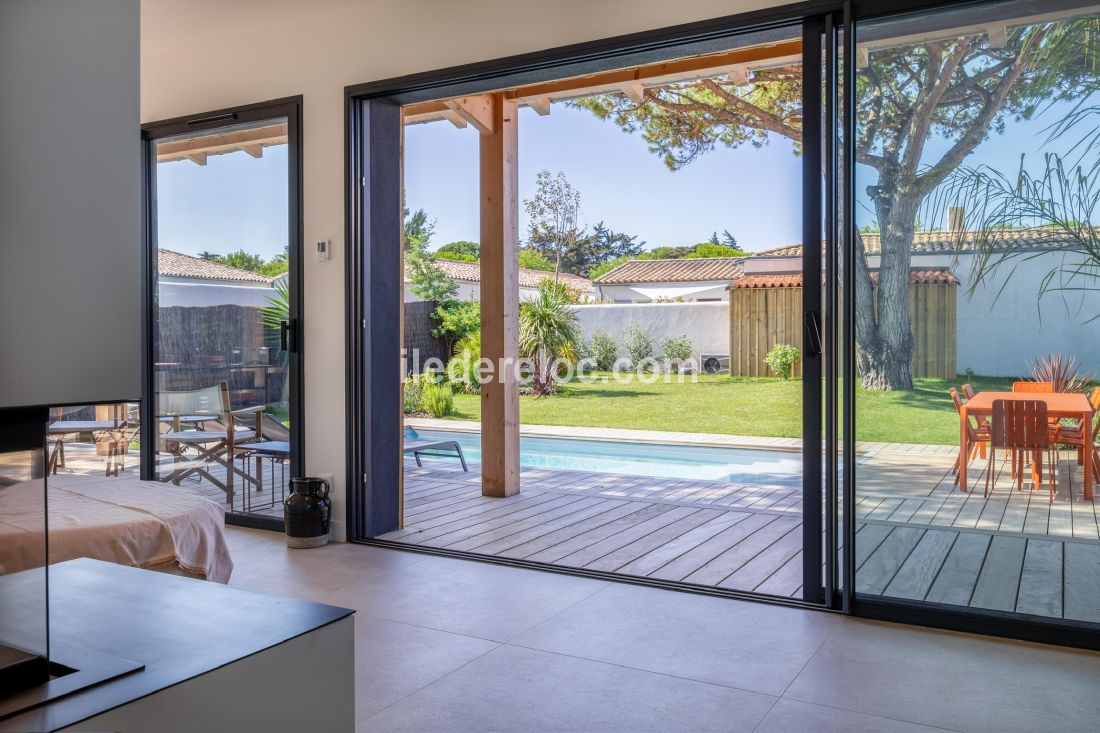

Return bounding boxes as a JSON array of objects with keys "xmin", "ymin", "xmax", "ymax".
[{"xmin": 438, "ymin": 373, "xmax": 1018, "ymax": 445}]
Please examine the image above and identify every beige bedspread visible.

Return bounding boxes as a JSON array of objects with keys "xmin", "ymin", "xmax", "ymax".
[{"xmin": 0, "ymin": 475, "xmax": 233, "ymax": 583}]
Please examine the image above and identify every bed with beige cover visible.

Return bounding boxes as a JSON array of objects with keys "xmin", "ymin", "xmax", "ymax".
[{"xmin": 0, "ymin": 474, "xmax": 233, "ymax": 583}]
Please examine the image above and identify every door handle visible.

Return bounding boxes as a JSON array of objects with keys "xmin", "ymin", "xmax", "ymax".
[
  {"xmin": 804, "ymin": 311, "xmax": 822, "ymax": 358},
  {"xmin": 279, "ymin": 319, "xmax": 297, "ymax": 353}
]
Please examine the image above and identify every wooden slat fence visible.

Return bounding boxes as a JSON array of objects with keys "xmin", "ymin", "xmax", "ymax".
[{"xmin": 728, "ymin": 283, "xmax": 956, "ymax": 379}]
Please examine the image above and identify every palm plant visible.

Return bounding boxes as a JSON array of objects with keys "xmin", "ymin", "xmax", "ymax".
[{"xmin": 519, "ymin": 281, "xmax": 580, "ymax": 396}]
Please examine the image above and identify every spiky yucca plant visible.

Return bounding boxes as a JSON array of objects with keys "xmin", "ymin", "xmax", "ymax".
[{"xmin": 1031, "ymin": 353, "xmax": 1095, "ymax": 394}]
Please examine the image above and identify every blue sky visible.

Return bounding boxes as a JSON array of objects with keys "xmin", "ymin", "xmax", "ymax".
[
  {"xmin": 405, "ymin": 103, "xmax": 803, "ymax": 254},
  {"xmin": 154, "ymin": 90, "xmax": 1089, "ymax": 261}
]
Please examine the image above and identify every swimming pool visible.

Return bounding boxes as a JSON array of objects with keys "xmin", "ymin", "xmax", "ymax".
[{"xmin": 408, "ymin": 429, "xmax": 803, "ymax": 486}]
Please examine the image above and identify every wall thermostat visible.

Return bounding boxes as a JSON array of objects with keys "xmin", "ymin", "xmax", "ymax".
[{"xmin": 316, "ymin": 239, "xmax": 331, "ymax": 262}]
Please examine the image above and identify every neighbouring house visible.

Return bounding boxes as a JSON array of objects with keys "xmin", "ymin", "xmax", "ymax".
[
  {"xmin": 748, "ymin": 228, "xmax": 1100, "ymax": 377},
  {"xmin": 593, "ymin": 257, "xmax": 744, "ymax": 302},
  {"xmin": 403, "ymin": 258, "xmax": 594, "ymax": 302},
  {"xmin": 157, "ymin": 249, "xmax": 277, "ymax": 307}
]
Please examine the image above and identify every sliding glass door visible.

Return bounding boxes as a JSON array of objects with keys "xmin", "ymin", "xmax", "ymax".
[
  {"xmin": 142, "ymin": 100, "xmax": 302, "ymax": 527},
  {"xmin": 844, "ymin": 0, "xmax": 1100, "ymax": 634}
]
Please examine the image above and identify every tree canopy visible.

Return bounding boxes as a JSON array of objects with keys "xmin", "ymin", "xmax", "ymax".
[{"xmin": 573, "ymin": 16, "xmax": 1100, "ymax": 389}]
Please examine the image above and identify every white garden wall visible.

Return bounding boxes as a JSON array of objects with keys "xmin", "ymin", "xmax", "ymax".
[{"xmin": 571, "ymin": 302, "xmax": 729, "ymax": 359}]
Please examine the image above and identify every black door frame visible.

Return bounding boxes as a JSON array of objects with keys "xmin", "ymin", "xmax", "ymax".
[
  {"xmin": 344, "ymin": 0, "xmax": 1100, "ymax": 648},
  {"xmin": 346, "ymin": 9, "xmax": 831, "ymax": 610},
  {"xmin": 140, "ymin": 96, "xmax": 304, "ymax": 531}
]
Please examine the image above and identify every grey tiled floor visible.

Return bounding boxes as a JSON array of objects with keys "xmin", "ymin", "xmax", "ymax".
[{"xmin": 226, "ymin": 526, "xmax": 1100, "ymax": 732}]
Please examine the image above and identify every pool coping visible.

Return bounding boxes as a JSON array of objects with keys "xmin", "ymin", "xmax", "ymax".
[{"xmin": 404, "ymin": 418, "xmax": 957, "ymax": 457}]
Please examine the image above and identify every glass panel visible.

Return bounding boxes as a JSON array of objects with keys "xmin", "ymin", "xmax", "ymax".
[
  {"xmin": 152, "ymin": 118, "xmax": 292, "ymax": 522},
  {"xmin": 853, "ymin": 1, "xmax": 1100, "ymax": 623},
  {"xmin": 394, "ymin": 29, "xmax": 816, "ymax": 599},
  {"xmin": 0, "ymin": 408, "xmax": 49, "ymax": 693}
]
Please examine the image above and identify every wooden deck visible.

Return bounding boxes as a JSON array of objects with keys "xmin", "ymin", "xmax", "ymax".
[
  {"xmin": 386, "ymin": 446, "xmax": 1100, "ymax": 618},
  {"xmin": 386, "ymin": 461, "xmax": 806, "ymax": 598}
]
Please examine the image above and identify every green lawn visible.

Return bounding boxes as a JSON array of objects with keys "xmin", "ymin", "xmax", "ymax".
[{"xmin": 441, "ymin": 374, "xmax": 1017, "ymax": 445}]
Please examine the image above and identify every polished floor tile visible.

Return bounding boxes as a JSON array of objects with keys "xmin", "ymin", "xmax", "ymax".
[
  {"xmin": 352, "ymin": 614, "xmax": 498, "ymax": 721},
  {"xmin": 222, "ymin": 529, "xmax": 1100, "ymax": 733},
  {"xmin": 786, "ymin": 618, "xmax": 1100, "ymax": 733},
  {"xmin": 328, "ymin": 554, "xmax": 609, "ymax": 642},
  {"xmin": 755, "ymin": 698, "xmax": 959, "ymax": 733},
  {"xmin": 512, "ymin": 583, "xmax": 841, "ymax": 696},
  {"xmin": 362, "ymin": 644, "xmax": 777, "ymax": 732}
]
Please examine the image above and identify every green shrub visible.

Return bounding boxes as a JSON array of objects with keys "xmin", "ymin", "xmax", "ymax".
[
  {"xmin": 446, "ymin": 351, "xmax": 481, "ymax": 394},
  {"xmin": 765, "ymin": 343, "xmax": 800, "ymax": 380},
  {"xmin": 588, "ymin": 330, "xmax": 618, "ymax": 371},
  {"xmin": 660, "ymin": 335, "xmax": 693, "ymax": 367},
  {"xmin": 421, "ymin": 383, "xmax": 455, "ymax": 418},
  {"xmin": 623, "ymin": 324, "xmax": 654, "ymax": 369},
  {"xmin": 402, "ymin": 377, "xmax": 424, "ymax": 413}
]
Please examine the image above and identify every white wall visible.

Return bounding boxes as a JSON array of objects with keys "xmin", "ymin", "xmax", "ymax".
[
  {"xmin": 951, "ymin": 252, "xmax": 1100, "ymax": 377},
  {"xmin": 159, "ymin": 279, "xmax": 276, "ymax": 308},
  {"xmin": 141, "ymin": 0, "xmax": 794, "ymax": 539},
  {"xmin": 573, "ymin": 302, "xmax": 729, "ymax": 359},
  {"xmin": 596, "ymin": 281, "xmax": 730, "ymax": 303},
  {"xmin": 2, "ymin": 0, "xmax": 140, "ymax": 408}
]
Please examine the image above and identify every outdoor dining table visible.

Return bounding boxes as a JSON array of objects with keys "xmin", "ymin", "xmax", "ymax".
[{"xmin": 959, "ymin": 391, "xmax": 1095, "ymax": 499}]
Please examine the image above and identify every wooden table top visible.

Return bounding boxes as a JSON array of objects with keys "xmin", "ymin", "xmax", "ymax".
[{"xmin": 964, "ymin": 391, "xmax": 1092, "ymax": 414}]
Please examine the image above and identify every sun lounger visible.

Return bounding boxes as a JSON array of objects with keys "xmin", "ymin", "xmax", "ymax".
[{"xmin": 404, "ymin": 438, "xmax": 468, "ymax": 471}]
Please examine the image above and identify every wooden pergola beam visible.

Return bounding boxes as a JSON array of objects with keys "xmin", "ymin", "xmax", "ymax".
[
  {"xmin": 479, "ymin": 93, "xmax": 520, "ymax": 497},
  {"xmin": 402, "ymin": 38, "xmax": 802, "ymax": 121},
  {"xmin": 155, "ymin": 122, "xmax": 287, "ymax": 164},
  {"xmin": 526, "ymin": 97, "xmax": 552, "ymax": 116},
  {"xmin": 445, "ymin": 95, "xmax": 495, "ymax": 135}
]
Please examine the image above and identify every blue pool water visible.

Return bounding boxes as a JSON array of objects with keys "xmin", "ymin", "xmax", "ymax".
[{"xmin": 409, "ymin": 429, "xmax": 802, "ymax": 486}]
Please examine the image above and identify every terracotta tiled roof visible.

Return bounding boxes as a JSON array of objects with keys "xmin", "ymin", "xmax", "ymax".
[
  {"xmin": 756, "ymin": 228, "xmax": 1084, "ymax": 258},
  {"xmin": 594, "ymin": 257, "xmax": 744, "ymax": 285},
  {"xmin": 158, "ymin": 249, "xmax": 273, "ymax": 283},
  {"xmin": 731, "ymin": 269, "xmax": 959, "ymax": 289},
  {"xmin": 427, "ymin": 258, "xmax": 594, "ymax": 292}
]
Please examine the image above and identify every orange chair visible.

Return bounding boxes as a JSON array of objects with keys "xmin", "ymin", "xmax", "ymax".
[
  {"xmin": 962, "ymin": 384, "xmax": 991, "ymax": 432},
  {"xmin": 1057, "ymin": 386, "xmax": 1100, "ymax": 474},
  {"xmin": 1013, "ymin": 381, "xmax": 1053, "ymax": 393},
  {"xmin": 987, "ymin": 399, "xmax": 1056, "ymax": 502},
  {"xmin": 950, "ymin": 387, "xmax": 990, "ymax": 485}
]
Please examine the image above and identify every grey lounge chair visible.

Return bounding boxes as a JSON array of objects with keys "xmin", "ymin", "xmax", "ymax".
[{"xmin": 403, "ymin": 438, "xmax": 468, "ymax": 471}]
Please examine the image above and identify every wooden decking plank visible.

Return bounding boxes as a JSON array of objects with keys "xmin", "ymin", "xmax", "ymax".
[
  {"xmin": 856, "ymin": 526, "xmax": 925, "ymax": 595},
  {"xmin": 974, "ymin": 486, "xmax": 1010, "ymax": 532},
  {"xmin": 400, "ymin": 492, "xmax": 562, "ymax": 536},
  {"xmin": 1047, "ymin": 491, "xmax": 1075, "ymax": 538},
  {"xmin": 524, "ymin": 503, "xmax": 678, "ymax": 564},
  {"xmin": 648, "ymin": 512, "xmax": 779, "ymax": 582},
  {"xmin": 496, "ymin": 501, "xmax": 655, "ymax": 559},
  {"xmin": 582, "ymin": 508, "xmax": 727, "ymax": 572},
  {"xmin": 459, "ymin": 498, "xmax": 629, "ymax": 555},
  {"xmin": 754, "ymin": 551, "xmax": 803, "ymax": 597},
  {"xmin": 925, "ymin": 532, "xmax": 991, "ymax": 606},
  {"xmin": 868, "ymin": 498, "xmax": 904, "ymax": 521},
  {"xmin": 887, "ymin": 497, "xmax": 925, "ymax": 524},
  {"xmin": 883, "ymin": 529, "xmax": 957, "ymax": 601},
  {"xmin": 998, "ymin": 486, "xmax": 1031, "ymax": 534},
  {"xmin": 854, "ymin": 523, "xmax": 894, "ymax": 569},
  {"xmin": 681, "ymin": 516, "xmax": 800, "ymax": 587},
  {"xmin": 970, "ymin": 535, "xmax": 1027, "ymax": 612},
  {"xmin": 1064, "ymin": 542, "xmax": 1100, "ymax": 622},
  {"xmin": 1071, "ymin": 491, "xmax": 1100, "ymax": 541},
  {"xmin": 556, "ymin": 506, "xmax": 703, "ymax": 568},
  {"xmin": 431, "ymin": 495, "xmax": 600, "ymax": 550},
  {"xmin": 718, "ymin": 523, "xmax": 803, "ymax": 591},
  {"xmin": 614, "ymin": 511, "xmax": 751, "ymax": 578},
  {"xmin": 1015, "ymin": 539, "xmax": 1063, "ymax": 618}
]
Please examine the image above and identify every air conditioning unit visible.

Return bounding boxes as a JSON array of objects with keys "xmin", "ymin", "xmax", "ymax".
[{"xmin": 699, "ymin": 354, "xmax": 730, "ymax": 375}]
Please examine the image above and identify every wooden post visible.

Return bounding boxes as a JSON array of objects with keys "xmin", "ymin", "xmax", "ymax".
[{"xmin": 479, "ymin": 94, "xmax": 520, "ymax": 498}]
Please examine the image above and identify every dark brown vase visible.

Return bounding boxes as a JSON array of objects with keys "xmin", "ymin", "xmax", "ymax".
[{"xmin": 284, "ymin": 477, "xmax": 331, "ymax": 548}]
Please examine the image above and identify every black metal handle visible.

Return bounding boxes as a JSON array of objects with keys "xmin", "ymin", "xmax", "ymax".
[
  {"xmin": 804, "ymin": 311, "xmax": 822, "ymax": 358},
  {"xmin": 279, "ymin": 319, "xmax": 297, "ymax": 353}
]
